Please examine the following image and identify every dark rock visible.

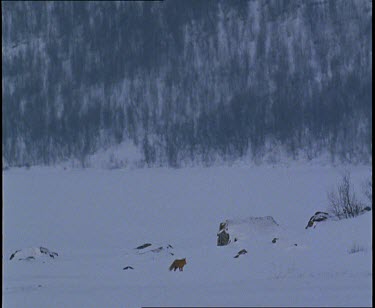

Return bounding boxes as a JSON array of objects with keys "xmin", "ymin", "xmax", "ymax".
[
  {"xmin": 10, "ymin": 247, "xmax": 58, "ymax": 261},
  {"xmin": 217, "ymin": 221, "xmax": 230, "ymax": 246},
  {"xmin": 135, "ymin": 243, "xmax": 152, "ymax": 250},
  {"xmin": 40, "ymin": 247, "xmax": 58, "ymax": 258},
  {"xmin": 219, "ymin": 222, "xmax": 227, "ymax": 231},
  {"xmin": 19, "ymin": 256, "xmax": 35, "ymax": 261},
  {"xmin": 234, "ymin": 249, "xmax": 248, "ymax": 258},
  {"xmin": 151, "ymin": 246, "xmax": 163, "ymax": 253},
  {"xmin": 10, "ymin": 250, "xmax": 20, "ymax": 260},
  {"xmin": 123, "ymin": 266, "xmax": 134, "ymax": 270},
  {"xmin": 272, "ymin": 237, "xmax": 279, "ymax": 244},
  {"xmin": 136, "ymin": 243, "xmax": 174, "ymax": 256},
  {"xmin": 217, "ymin": 229, "xmax": 230, "ymax": 246},
  {"xmin": 40, "ymin": 247, "xmax": 49, "ymax": 254},
  {"xmin": 305, "ymin": 211, "xmax": 330, "ymax": 229}
]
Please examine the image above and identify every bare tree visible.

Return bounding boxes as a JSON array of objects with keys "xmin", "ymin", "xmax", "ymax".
[{"xmin": 327, "ymin": 172, "xmax": 366, "ymax": 219}]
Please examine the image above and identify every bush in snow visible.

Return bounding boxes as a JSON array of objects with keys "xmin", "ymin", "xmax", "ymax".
[
  {"xmin": 348, "ymin": 243, "xmax": 365, "ymax": 254},
  {"xmin": 327, "ymin": 172, "xmax": 367, "ymax": 219}
]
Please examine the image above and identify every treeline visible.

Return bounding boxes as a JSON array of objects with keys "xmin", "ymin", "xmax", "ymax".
[{"xmin": 2, "ymin": 0, "xmax": 372, "ymax": 167}]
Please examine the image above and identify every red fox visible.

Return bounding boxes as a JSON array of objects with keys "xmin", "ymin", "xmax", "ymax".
[{"xmin": 169, "ymin": 258, "xmax": 187, "ymax": 271}]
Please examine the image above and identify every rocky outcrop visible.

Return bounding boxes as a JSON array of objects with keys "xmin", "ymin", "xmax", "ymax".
[
  {"xmin": 217, "ymin": 222, "xmax": 230, "ymax": 246},
  {"xmin": 135, "ymin": 243, "xmax": 152, "ymax": 250},
  {"xmin": 234, "ymin": 249, "xmax": 248, "ymax": 258},
  {"xmin": 40, "ymin": 246, "xmax": 58, "ymax": 258},
  {"xmin": 9, "ymin": 247, "xmax": 58, "ymax": 261},
  {"xmin": 305, "ymin": 211, "xmax": 330, "ymax": 229},
  {"xmin": 217, "ymin": 216, "xmax": 280, "ymax": 246},
  {"xmin": 123, "ymin": 266, "xmax": 134, "ymax": 270},
  {"xmin": 135, "ymin": 243, "xmax": 174, "ymax": 256}
]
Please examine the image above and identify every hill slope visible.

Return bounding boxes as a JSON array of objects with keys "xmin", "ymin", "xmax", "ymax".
[{"xmin": 3, "ymin": 164, "xmax": 372, "ymax": 307}]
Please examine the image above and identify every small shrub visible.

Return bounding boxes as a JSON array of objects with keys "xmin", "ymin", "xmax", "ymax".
[
  {"xmin": 348, "ymin": 243, "xmax": 365, "ymax": 254},
  {"xmin": 327, "ymin": 172, "xmax": 366, "ymax": 219}
]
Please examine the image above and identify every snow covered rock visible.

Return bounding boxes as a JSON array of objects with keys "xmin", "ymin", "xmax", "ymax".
[
  {"xmin": 234, "ymin": 249, "xmax": 248, "ymax": 258},
  {"xmin": 134, "ymin": 243, "xmax": 174, "ymax": 256},
  {"xmin": 217, "ymin": 216, "xmax": 280, "ymax": 245},
  {"xmin": 135, "ymin": 243, "xmax": 152, "ymax": 250},
  {"xmin": 9, "ymin": 247, "xmax": 58, "ymax": 261},
  {"xmin": 217, "ymin": 222, "xmax": 230, "ymax": 246},
  {"xmin": 39, "ymin": 246, "xmax": 58, "ymax": 258},
  {"xmin": 305, "ymin": 211, "xmax": 332, "ymax": 229},
  {"xmin": 123, "ymin": 266, "xmax": 134, "ymax": 270}
]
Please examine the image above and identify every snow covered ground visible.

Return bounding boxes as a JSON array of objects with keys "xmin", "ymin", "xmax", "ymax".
[{"xmin": 3, "ymin": 163, "xmax": 372, "ymax": 307}]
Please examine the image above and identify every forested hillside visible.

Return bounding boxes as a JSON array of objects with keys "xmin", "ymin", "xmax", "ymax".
[{"xmin": 2, "ymin": 0, "xmax": 372, "ymax": 167}]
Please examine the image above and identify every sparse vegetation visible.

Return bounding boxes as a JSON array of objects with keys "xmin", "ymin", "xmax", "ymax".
[
  {"xmin": 348, "ymin": 243, "xmax": 365, "ymax": 254},
  {"xmin": 327, "ymin": 172, "xmax": 366, "ymax": 219},
  {"xmin": 2, "ymin": 1, "xmax": 372, "ymax": 168}
]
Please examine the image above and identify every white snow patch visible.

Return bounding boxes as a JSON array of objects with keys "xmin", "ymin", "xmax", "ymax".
[{"xmin": 3, "ymin": 164, "xmax": 372, "ymax": 307}]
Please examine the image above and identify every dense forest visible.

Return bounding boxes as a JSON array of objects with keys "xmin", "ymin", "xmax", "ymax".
[{"xmin": 2, "ymin": 0, "xmax": 372, "ymax": 167}]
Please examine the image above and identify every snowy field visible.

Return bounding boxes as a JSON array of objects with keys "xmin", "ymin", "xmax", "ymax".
[{"xmin": 3, "ymin": 163, "xmax": 372, "ymax": 307}]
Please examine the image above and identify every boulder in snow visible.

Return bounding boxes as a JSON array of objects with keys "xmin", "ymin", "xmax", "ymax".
[
  {"xmin": 218, "ymin": 216, "xmax": 280, "ymax": 246},
  {"xmin": 234, "ymin": 249, "xmax": 248, "ymax": 258},
  {"xmin": 217, "ymin": 222, "xmax": 230, "ymax": 246},
  {"xmin": 123, "ymin": 266, "xmax": 134, "ymax": 270},
  {"xmin": 305, "ymin": 211, "xmax": 331, "ymax": 229},
  {"xmin": 9, "ymin": 247, "xmax": 58, "ymax": 261},
  {"xmin": 40, "ymin": 246, "xmax": 58, "ymax": 258},
  {"xmin": 135, "ymin": 243, "xmax": 174, "ymax": 256},
  {"xmin": 135, "ymin": 243, "xmax": 152, "ymax": 250}
]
